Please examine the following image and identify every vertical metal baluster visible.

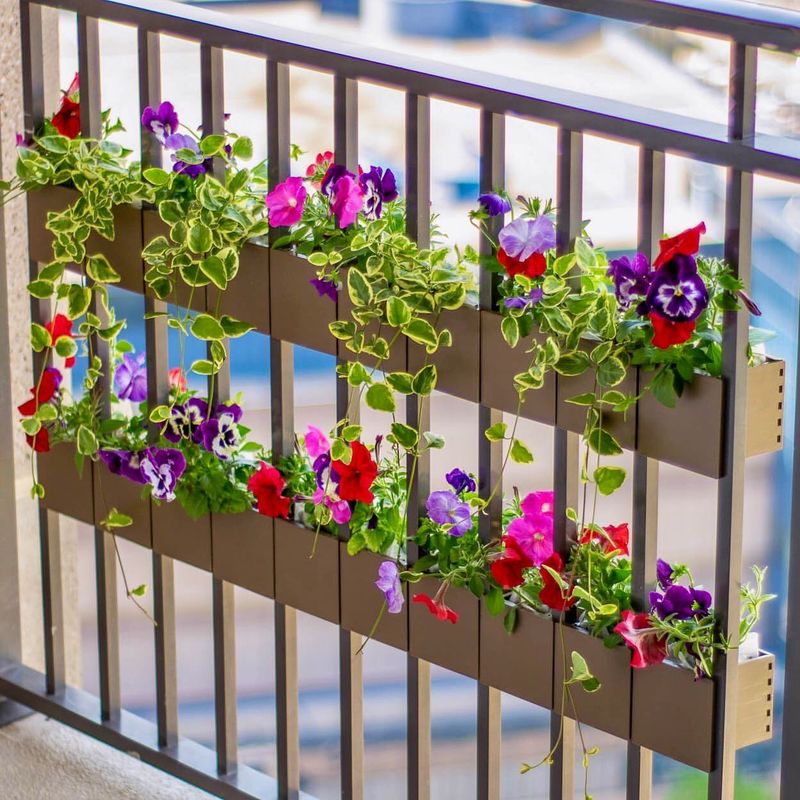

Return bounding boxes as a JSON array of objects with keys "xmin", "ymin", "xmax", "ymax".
[
  {"xmin": 200, "ymin": 42, "xmax": 238, "ymax": 776},
  {"xmin": 708, "ymin": 42, "xmax": 757, "ymax": 800},
  {"xmin": 550, "ymin": 128, "xmax": 583, "ymax": 800},
  {"xmin": 334, "ymin": 73, "xmax": 365, "ymax": 800},
  {"xmin": 138, "ymin": 27, "xmax": 178, "ymax": 749},
  {"xmin": 477, "ymin": 108, "xmax": 503, "ymax": 800},
  {"xmin": 406, "ymin": 91, "xmax": 432, "ymax": 800},
  {"xmin": 77, "ymin": 12, "xmax": 121, "ymax": 723},
  {"xmin": 21, "ymin": 0, "xmax": 66, "ymax": 698},
  {"xmin": 267, "ymin": 57, "xmax": 300, "ymax": 800},
  {"xmin": 625, "ymin": 147, "xmax": 664, "ymax": 800}
]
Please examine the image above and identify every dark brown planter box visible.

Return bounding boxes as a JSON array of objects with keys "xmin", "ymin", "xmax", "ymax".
[
  {"xmin": 556, "ymin": 357, "xmax": 638, "ymax": 451},
  {"xmin": 38, "ymin": 441, "xmax": 94, "ymax": 524},
  {"xmin": 552, "ymin": 624, "xmax": 631, "ymax": 739},
  {"xmin": 631, "ymin": 652, "xmax": 774, "ymax": 771},
  {"xmin": 479, "ymin": 311, "xmax": 556, "ymax": 424},
  {"xmin": 479, "ymin": 604, "xmax": 553, "ymax": 708},
  {"xmin": 151, "ymin": 500, "xmax": 212, "ymax": 572},
  {"xmin": 409, "ymin": 576, "xmax": 480, "ymax": 679},
  {"xmin": 408, "ymin": 306, "xmax": 480, "ymax": 402},
  {"xmin": 339, "ymin": 546, "xmax": 408, "ymax": 650},
  {"xmin": 215, "ymin": 242, "xmax": 270, "ymax": 335},
  {"xmin": 211, "ymin": 511, "xmax": 274, "ymax": 597},
  {"xmin": 273, "ymin": 519, "xmax": 340, "ymax": 623},
  {"xmin": 637, "ymin": 359, "xmax": 784, "ymax": 477},
  {"xmin": 143, "ymin": 211, "xmax": 206, "ymax": 313},
  {"xmin": 93, "ymin": 467, "xmax": 151, "ymax": 548},
  {"xmin": 28, "ymin": 186, "xmax": 144, "ymax": 293},
  {"xmin": 269, "ymin": 251, "xmax": 336, "ymax": 354}
]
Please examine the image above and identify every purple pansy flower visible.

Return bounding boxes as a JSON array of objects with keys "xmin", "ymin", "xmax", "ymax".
[
  {"xmin": 656, "ymin": 558, "xmax": 674, "ymax": 589},
  {"xmin": 504, "ymin": 287, "xmax": 544, "ymax": 309},
  {"xmin": 164, "ymin": 133, "xmax": 208, "ymax": 179},
  {"xmin": 445, "ymin": 468, "xmax": 476, "ymax": 495},
  {"xmin": 141, "ymin": 447, "xmax": 186, "ymax": 502},
  {"xmin": 201, "ymin": 402, "xmax": 242, "ymax": 460},
  {"xmin": 310, "ymin": 276, "xmax": 338, "ymax": 302},
  {"xmin": 650, "ymin": 584, "xmax": 696, "ymax": 621},
  {"xmin": 645, "ymin": 254, "xmax": 709, "ymax": 322},
  {"xmin": 98, "ymin": 449, "xmax": 147, "ymax": 484},
  {"xmin": 498, "ymin": 215, "xmax": 556, "ymax": 261},
  {"xmin": 426, "ymin": 490, "xmax": 472, "ymax": 537},
  {"xmin": 607, "ymin": 253, "xmax": 652, "ymax": 309},
  {"xmin": 320, "ymin": 164, "xmax": 353, "ymax": 196},
  {"xmin": 477, "ymin": 192, "xmax": 511, "ymax": 217},
  {"xmin": 141, "ymin": 102, "xmax": 179, "ymax": 145},
  {"xmin": 114, "ymin": 353, "xmax": 148, "ymax": 403},
  {"xmin": 163, "ymin": 397, "xmax": 208, "ymax": 444},
  {"xmin": 376, "ymin": 560, "xmax": 404, "ymax": 614},
  {"xmin": 313, "ymin": 452, "xmax": 332, "ymax": 490},
  {"xmin": 359, "ymin": 166, "xmax": 398, "ymax": 220},
  {"xmin": 690, "ymin": 587, "xmax": 713, "ymax": 616}
]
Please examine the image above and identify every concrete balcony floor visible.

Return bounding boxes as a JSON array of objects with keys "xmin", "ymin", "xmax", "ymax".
[{"xmin": 0, "ymin": 713, "xmax": 213, "ymax": 800}]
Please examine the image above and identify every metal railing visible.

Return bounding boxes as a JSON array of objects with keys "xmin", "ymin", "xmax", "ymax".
[{"xmin": 2, "ymin": 1, "xmax": 799, "ymax": 799}]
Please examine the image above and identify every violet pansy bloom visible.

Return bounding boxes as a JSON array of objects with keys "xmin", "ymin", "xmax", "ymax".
[
  {"xmin": 359, "ymin": 166, "xmax": 398, "ymax": 220},
  {"xmin": 477, "ymin": 192, "xmax": 511, "ymax": 217},
  {"xmin": 445, "ymin": 468, "xmax": 476, "ymax": 496},
  {"xmin": 607, "ymin": 253, "xmax": 652, "ymax": 309},
  {"xmin": 114, "ymin": 352, "xmax": 148, "ymax": 403},
  {"xmin": 426, "ymin": 490, "xmax": 472, "ymax": 537},
  {"xmin": 305, "ymin": 425, "xmax": 330, "ymax": 459},
  {"xmin": 141, "ymin": 101, "xmax": 179, "ymax": 145},
  {"xmin": 320, "ymin": 164, "xmax": 353, "ymax": 196},
  {"xmin": 506, "ymin": 512, "xmax": 554, "ymax": 566},
  {"xmin": 656, "ymin": 558, "xmax": 674, "ymax": 589},
  {"xmin": 504, "ymin": 287, "xmax": 544, "ymax": 309},
  {"xmin": 690, "ymin": 587, "xmax": 713, "ymax": 616},
  {"xmin": 650, "ymin": 584, "xmax": 696, "ymax": 621},
  {"xmin": 330, "ymin": 173, "xmax": 364, "ymax": 228},
  {"xmin": 141, "ymin": 447, "xmax": 186, "ymax": 502},
  {"xmin": 164, "ymin": 133, "xmax": 207, "ymax": 179},
  {"xmin": 310, "ymin": 276, "xmax": 338, "ymax": 302},
  {"xmin": 498, "ymin": 215, "xmax": 556, "ymax": 262},
  {"xmin": 313, "ymin": 452, "xmax": 333, "ymax": 490},
  {"xmin": 201, "ymin": 403, "xmax": 242, "ymax": 461},
  {"xmin": 645, "ymin": 254, "xmax": 709, "ymax": 322},
  {"xmin": 376, "ymin": 560, "xmax": 404, "ymax": 614},
  {"xmin": 265, "ymin": 176, "xmax": 307, "ymax": 227},
  {"xmin": 99, "ymin": 449, "xmax": 147, "ymax": 485},
  {"xmin": 164, "ymin": 397, "xmax": 208, "ymax": 444}
]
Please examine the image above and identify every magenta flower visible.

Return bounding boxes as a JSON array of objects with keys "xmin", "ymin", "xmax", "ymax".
[
  {"xmin": 506, "ymin": 512, "xmax": 554, "ymax": 566},
  {"xmin": 426, "ymin": 490, "xmax": 472, "ymax": 537},
  {"xmin": 376, "ymin": 560, "xmax": 404, "ymax": 614},
  {"xmin": 265, "ymin": 176, "xmax": 307, "ymax": 227},
  {"xmin": 114, "ymin": 352, "xmax": 148, "ymax": 402},
  {"xmin": 330, "ymin": 173, "xmax": 364, "ymax": 228},
  {"xmin": 312, "ymin": 487, "xmax": 352, "ymax": 524},
  {"xmin": 498, "ymin": 216, "xmax": 556, "ymax": 261},
  {"xmin": 520, "ymin": 490, "xmax": 554, "ymax": 518},
  {"xmin": 305, "ymin": 424, "xmax": 330, "ymax": 458}
]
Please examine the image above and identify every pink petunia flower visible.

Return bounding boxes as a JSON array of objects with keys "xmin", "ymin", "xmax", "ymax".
[
  {"xmin": 305, "ymin": 424, "xmax": 330, "ymax": 458},
  {"xmin": 506, "ymin": 511, "xmax": 554, "ymax": 565},
  {"xmin": 330, "ymin": 174, "xmax": 364, "ymax": 228},
  {"xmin": 520, "ymin": 490, "xmax": 554, "ymax": 518},
  {"xmin": 614, "ymin": 610, "xmax": 668, "ymax": 669},
  {"xmin": 265, "ymin": 177, "xmax": 307, "ymax": 227}
]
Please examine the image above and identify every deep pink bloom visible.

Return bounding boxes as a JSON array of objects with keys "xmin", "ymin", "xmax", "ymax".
[
  {"xmin": 614, "ymin": 610, "xmax": 668, "ymax": 669},
  {"xmin": 520, "ymin": 490, "xmax": 554, "ymax": 518},
  {"xmin": 265, "ymin": 177, "xmax": 307, "ymax": 227},
  {"xmin": 507, "ymin": 511, "xmax": 554, "ymax": 566},
  {"xmin": 305, "ymin": 424, "xmax": 330, "ymax": 458},
  {"xmin": 330, "ymin": 174, "xmax": 364, "ymax": 228}
]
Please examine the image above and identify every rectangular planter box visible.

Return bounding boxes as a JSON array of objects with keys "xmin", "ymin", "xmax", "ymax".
[
  {"xmin": 637, "ymin": 359, "xmax": 784, "ymax": 477},
  {"xmin": 38, "ymin": 441, "xmax": 94, "ymax": 525},
  {"xmin": 479, "ymin": 311, "xmax": 556, "ymax": 424},
  {"xmin": 269, "ymin": 251, "xmax": 336, "ymax": 354},
  {"xmin": 151, "ymin": 501, "xmax": 212, "ymax": 572},
  {"xmin": 409, "ymin": 576, "xmax": 479, "ymax": 679},
  {"xmin": 28, "ymin": 186, "xmax": 144, "ymax": 293},
  {"xmin": 479, "ymin": 604, "xmax": 553, "ymax": 708},
  {"xmin": 340, "ymin": 546, "xmax": 408, "ymax": 650},
  {"xmin": 212, "ymin": 511, "xmax": 274, "ymax": 597},
  {"xmin": 408, "ymin": 306, "xmax": 480, "ymax": 402},
  {"xmin": 273, "ymin": 519, "xmax": 340, "ymax": 623},
  {"xmin": 216, "ymin": 242, "xmax": 270, "ymax": 335},
  {"xmin": 143, "ymin": 211, "xmax": 206, "ymax": 313},
  {"xmin": 93, "ymin": 466, "xmax": 152, "ymax": 548},
  {"xmin": 552, "ymin": 624, "xmax": 631, "ymax": 739},
  {"xmin": 631, "ymin": 652, "xmax": 774, "ymax": 771}
]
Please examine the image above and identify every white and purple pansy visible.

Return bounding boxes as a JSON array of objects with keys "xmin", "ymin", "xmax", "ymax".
[
  {"xmin": 358, "ymin": 165, "xmax": 398, "ymax": 220},
  {"xmin": 164, "ymin": 397, "xmax": 209, "ymax": 444},
  {"xmin": 140, "ymin": 447, "xmax": 186, "ymax": 502},
  {"xmin": 141, "ymin": 101, "xmax": 179, "ymax": 145},
  {"xmin": 200, "ymin": 402, "xmax": 243, "ymax": 460},
  {"xmin": 645, "ymin": 254, "xmax": 709, "ymax": 322},
  {"xmin": 98, "ymin": 449, "xmax": 147, "ymax": 484},
  {"xmin": 607, "ymin": 253, "xmax": 652, "ymax": 309}
]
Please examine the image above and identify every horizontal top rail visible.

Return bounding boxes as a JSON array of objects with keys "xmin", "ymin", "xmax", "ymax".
[{"xmin": 29, "ymin": 0, "xmax": 800, "ymax": 180}]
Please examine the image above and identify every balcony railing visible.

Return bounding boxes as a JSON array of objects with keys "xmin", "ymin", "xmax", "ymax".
[{"xmin": 2, "ymin": 0, "xmax": 800, "ymax": 799}]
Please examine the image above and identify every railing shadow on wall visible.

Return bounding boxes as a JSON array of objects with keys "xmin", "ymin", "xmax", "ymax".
[{"xmin": 1, "ymin": 0, "xmax": 799, "ymax": 799}]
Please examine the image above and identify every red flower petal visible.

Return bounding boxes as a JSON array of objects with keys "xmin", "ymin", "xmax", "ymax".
[
  {"xmin": 614, "ymin": 610, "xmax": 667, "ymax": 669},
  {"xmin": 332, "ymin": 441, "xmax": 377, "ymax": 504},
  {"xmin": 578, "ymin": 522, "xmax": 629, "ymax": 556},
  {"xmin": 538, "ymin": 552, "xmax": 575, "ymax": 611},
  {"xmin": 649, "ymin": 313, "xmax": 696, "ymax": 349},
  {"xmin": 52, "ymin": 97, "xmax": 81, "ymax": 139},
  {"xmin": 653, "ymin": 222, "xmax": 706, "ymax": 269},
  {"xmin": 26, "ymin": 427, "xmax": 50, "ymax": 453},
  {"xmin": 497, "ymin": 248, "xmax": 547, "ymax": 279},
  {"xmin": 247, "ymin": 462, "xmax": 291, "ymax": 519},
  {"xmin": 412, "ymin": 592, "xmax": 459, "ymax": 624}
]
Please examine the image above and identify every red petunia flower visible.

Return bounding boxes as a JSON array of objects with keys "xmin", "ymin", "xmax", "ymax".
[
  {"xmin": 18, "ymin": 367, "xmax": 62, "ymax": 417},
  {"xmin": 538, "ymin": 552, "xmax": 575, "ymax": 612},
  {"xmin": 26, "ymin": 427, "xmax": 50, "ymax": 453},
  {"xmin": 247, "ymin": 461, "xmax": 291, "ymax": 519},
  {"xmin": 649, "ymin": 312, "xmax": 696, "ymax": 349},
  {"xmin": 305, "ymin": 151, "xmax": 334, "ymax": 187},
  {"xmin": 491, "ymin": 535, "xmax": 534, "ymax": 589},
  {"xmin": 653, "ymin": 222, "xmax": 706, "ymax": 269},
  {"xmin": 333, "ymin": 440, "xmax": 378, "ymax": 504},
  {"xmin": 497, "ymin": 247, "xmax": 547, "ymax": 279},
  {"xmin": 412, "ymin": 591, "xmax": 459, "ymax": 624},
  {"xmin": 45, "ymin": 314, "xmax": 76, "ymax": 368},
  {"xmin": 579, "ymin": 522, "xmax": 629, "ymax": 557},
  {"xmin": 52, "ymin": 96, "xmax": 81, "ymax": 139},
  {"xmin": 614, "ymin": 610, "xmax": 667, "ymax": 669},
  {"xmin": 168, "ymin": 367, "xmax": 187, "ymax": 393}
]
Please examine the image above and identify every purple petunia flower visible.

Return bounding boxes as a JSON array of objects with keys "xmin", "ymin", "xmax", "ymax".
[
  {"xmin": 201, "ymin": 402, "xmax": 242, "ymax": 461},
  {"xmin": 164, "ymin": 133, "xmax": 208, "ymax": 179},
  {"xmin": 498, "ymin": 216, "xmax": 556, "ymax": 262},
  {"xmin": 504, "ymin": 287, "xmax": 544, "ymax": 309},
  {"xmin": 656, "ymin": 558, "xmax": 674, "ymax": 589},
  {"xmin": 163, "ymin": 397, "xmax": 208, "ymax": 444},
  {"xmin": 141, "ymin": 447, "xmax": 186, "ymax": 502},
  {"xmin": 607, "ymin": 253, "xmax": 652, "ymax": 309},
  {"xmin": 114, "ymin": 353, "xmax": 148, "ymax": 403},
  {"xmin": 426, "ymin": 490, "xmax": 472, "ymax": 537},
  {"xmin": 477, "ymin": 193, "xmax": 511, "ymax": 217},
  {"xmin": 690, "ymin": 587, "xmax": 713, "ymax": 617},
  {"xmin": 645, "ymin": 254, "xmax": 709, "ymax": 322},
  {"xmin": 99, "ymin": 449, "xmax": 147, "ymax": 484},
  {"xmin": 310, "ymin": 276, "xmax": 338, "ymax": 302},
  {"xmin": 376, "ymin": 560, "xmax": 404, "ymax": 614},
  {"xmin": 650, "ymin": 584, "xmax": 696, "ymax": 621},
  {"xmin": 445, "ymin": 468, "xmax": 476, "ymax": 496},
  {"xmin": 359, "ymin": 166, "xmax": 398, "ymax": 220},
  {"xmin": 141, "ymin": 101, "xmax": 179, "ymax": 145}
]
